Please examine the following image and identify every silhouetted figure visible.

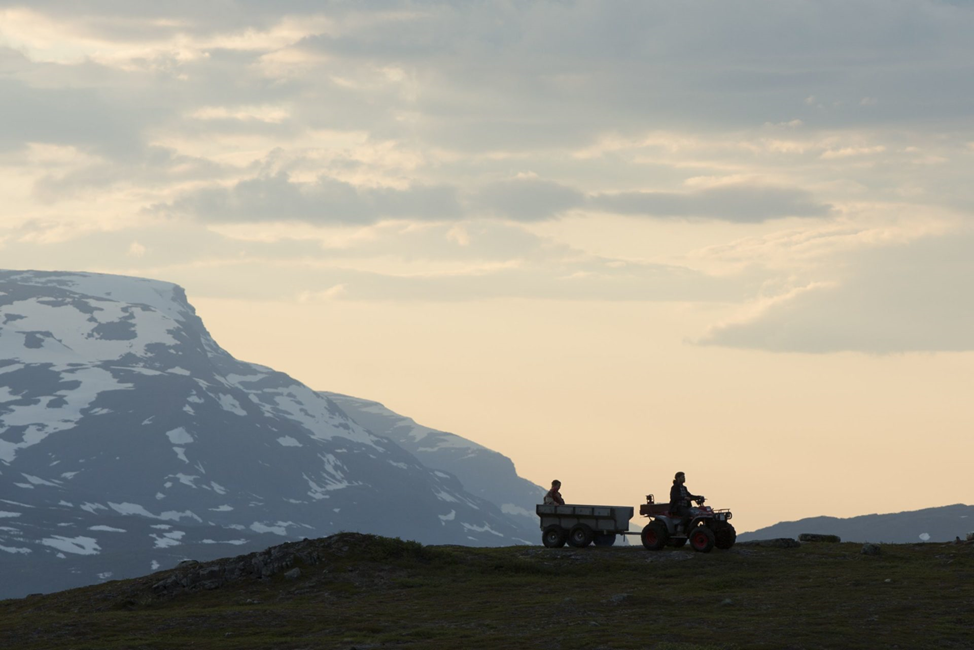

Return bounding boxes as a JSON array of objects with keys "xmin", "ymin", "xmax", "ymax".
[
  {"xmin": 670, "ymin": 471, "xmax": 703, "ymax": 530},
  {"xmin": 544, "ymin": 479, "xmax": 564, "ymax": 505}
]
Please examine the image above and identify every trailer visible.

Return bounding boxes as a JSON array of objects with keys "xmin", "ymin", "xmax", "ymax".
[{"xmin": 535, "ymin": 503, "xmax": 634, "ymax": 548}]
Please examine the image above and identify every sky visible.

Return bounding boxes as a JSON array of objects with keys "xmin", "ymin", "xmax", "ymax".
[{"xmin": 2, "ymin": 1, "xmax": 973, "ymax": 534}]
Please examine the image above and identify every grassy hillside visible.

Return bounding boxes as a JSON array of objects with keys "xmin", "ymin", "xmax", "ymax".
[{"xmin": 2, "ymin": 533, "xmax": 972, "ymax": 650}]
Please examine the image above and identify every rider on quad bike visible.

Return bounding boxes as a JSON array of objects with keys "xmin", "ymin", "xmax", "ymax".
[
  {"xmin": 639, "ymin": 471, "xmax": 736, "ymax": 553},
  {"xmin": 670, "ymin": 471, "xmax": 702, "ymax": 531}
]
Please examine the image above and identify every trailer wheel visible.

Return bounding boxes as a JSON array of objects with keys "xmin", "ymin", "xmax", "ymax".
[
  {"xmin": 641, "ymin": 521, "xmax": 668, "ymax": 551},
  {"xmin": 542, "ymin": 525, "xmax": 567, "ymax": 548},
  {"xmin": 713, "ymin": 522, "xmax": 737, "ymax": 549},
  {"xmin": 667, "ymin": 537, "xmax": 688, "ymax": 548},
  {"xmin": 593, "ymin": 532, "xmax": 617, "ymax": 547},
  {"xmin": 568, "ymin": 524, "xmax": 594, "ymax": 548},
  {"xmin": 689, "ymin": 526, "xmax": 715, "ymax": 553}
]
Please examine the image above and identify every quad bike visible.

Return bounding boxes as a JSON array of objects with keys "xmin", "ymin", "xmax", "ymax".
[{"xmin": 638, "ymin": 494, "xmax": 736, "ymax": 553}]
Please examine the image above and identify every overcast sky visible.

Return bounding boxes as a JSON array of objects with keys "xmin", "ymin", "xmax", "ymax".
[{"xmin": 2, "ymin": 1, "xmax": 973, "ymax": 530}]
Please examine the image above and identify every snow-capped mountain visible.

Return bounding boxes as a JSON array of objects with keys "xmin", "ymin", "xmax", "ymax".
[
  {"xmin": 0, "ymin": 270, "xmax": 534, "ymax": 600},
  {"xmin": 324, "ymin": 393, "xmax": 544, "ymax": 527}
]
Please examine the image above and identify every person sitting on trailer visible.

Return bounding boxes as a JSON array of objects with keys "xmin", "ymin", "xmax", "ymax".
[
  {"xmin": 543, "ymin": 480, "xmax": 565, "ymax": 505},
  {"xmin": 669, "ymin": 471, "xmax": 703, "ymax": 530}
]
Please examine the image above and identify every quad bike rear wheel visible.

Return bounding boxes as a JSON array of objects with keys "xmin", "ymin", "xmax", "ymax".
[
  {"xmin": 641, "ymin": 521, "xmax": 669, "ymax": 550},
  {"xmin": 689, "ymin": 526, "xmax": 715, "ymax": 553}
]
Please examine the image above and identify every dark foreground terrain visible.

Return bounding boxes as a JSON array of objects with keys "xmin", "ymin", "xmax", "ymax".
[{"xmin": 2, "ymin": 533, "xmax": 972, "ymax": 650}]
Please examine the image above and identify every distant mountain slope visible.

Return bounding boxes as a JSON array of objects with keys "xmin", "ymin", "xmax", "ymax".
[
  {"xmin": 324, "ymin": 393, "xmax": 545, "ymax": 527},
  {"xmin": 0, "ymin": 270, "xmax": 532, "ymax": 599},
  {"xmin": 738, "ymin": 503, "xmax": 974, "ymax": 543}
]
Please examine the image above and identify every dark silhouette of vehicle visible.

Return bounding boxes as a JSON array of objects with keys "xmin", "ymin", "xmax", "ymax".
[
  {"xmin": 536, "ymin": 494, "xmax": 735, "ymax": 553},
  {"xmin": 638, "ymin": 494, "xmax": 735, "ymax": 552},
  {"xmin": 535, "ymin": 503, "xmax": 633, "ymax": 548}
]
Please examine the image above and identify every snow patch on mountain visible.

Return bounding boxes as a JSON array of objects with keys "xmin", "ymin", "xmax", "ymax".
[{"xmin": 41, "ymin": 536, "xmax": 100, "ymax": 555}]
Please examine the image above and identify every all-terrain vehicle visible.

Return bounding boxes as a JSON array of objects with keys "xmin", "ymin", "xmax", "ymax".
[{"xmin": 638, "ymin": 494, "xmax": 735, "ymax": 553}]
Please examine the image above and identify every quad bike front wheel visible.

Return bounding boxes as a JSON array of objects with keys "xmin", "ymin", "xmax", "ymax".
[
  {"xmin": 713, "ymin": 522, "xmax": 737, "ymax": 550},
  {"xmin": 689, "ymin": 527, "xmax": 715, "ymax": 553}
]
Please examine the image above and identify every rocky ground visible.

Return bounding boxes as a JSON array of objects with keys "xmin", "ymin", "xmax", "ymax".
[{"xmin": 2, "ymin": 533, "xmax": 973, "ymax": 649}]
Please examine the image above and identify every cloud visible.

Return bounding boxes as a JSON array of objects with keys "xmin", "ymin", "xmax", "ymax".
[
  {"xmin": 590, "ymin": 185, "xmax": 831, "ymax": 223},
  {"xmin": 473, "ymin": 177, "xmax": 585, "ymax": 221},
  {"xmin": 699, "ymin": 229, "xmax": 974, "ymax": 353},
  {"xmin": 162, "ymin": 172, "xmax": 462, "ymax": 224},
  {"xmin": 165, "ymin": 171, "xmax": 829, "ymax": 225}
]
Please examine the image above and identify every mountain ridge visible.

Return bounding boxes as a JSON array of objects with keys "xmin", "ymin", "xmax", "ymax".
[{"xmin": 738, "ymin": 502, "xmax": 974, "ymax": 543}]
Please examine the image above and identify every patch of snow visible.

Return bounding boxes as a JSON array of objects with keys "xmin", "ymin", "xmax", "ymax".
[
  {"xmin": 97, "ymin": 572, "xmax": 113, "ymax": 580},
  {"xmin": 0, "ymin": 545, "xmax": 31, "ymax": 554},
  {"xmin": 217, "ymin": 394, "xmax": 247, "ymax": 416},
  {"xmin": 172, "ymin": 473, "xmax": 199, "ymax": 488},
  {"xmin": 439, "ymin": 510, "xmax": 456, "ymax": 522},
  {"xmin": 919, "ymin": 533, "xmax": 931, "ymax": 541},
  {"xmin": 388, "ymin": 461, "xmax": 408, "ymax": 469},
  {"xmin": 277, "ymin": 436, "xmax": 302, "ymax": 447},
  {"xmin": 107, "ymin": 502, "xmax": 200, "ymax": 523},
  {"xmin": 151, "ymin": 560, "xmax": 160, "ymax": 570},
  {"xmin": 41, "ymin": 535, "xmax": 101, "ymax": 555},
  {"xmin": 80, "ymin": 502, "xmax": 107, "ymax": 514},
  {"xmin": 182, "ymin": 405, "xmax": 195, "ymax": 415},
  {"xmin": 461, "ymin": 522, "xmax": 505, "ymax": 538},
  {"xmin": 152, "ymin": 530, "xmax": 184, "ymax": 548},
  {"xmin": 166, "ymin": 427, "xmax": 193, "ymax": 445},
  {"xmin": 89, "ymin": 525, "xmax": 126, "ymax": 532},
  {"xmin": 250, "ymin": 522, "xmax": 288, "ymax": 536},
  {"xmin": 210, "ymin": 482, "xmax": 227, "ymax": 495},
  {"xmin": 0, "ymin": 499, "xmax": 32, "ymax": 508},
  {"xmin": 169, "ymin": 367, "xmax": 191, "ymax": 376},
  {"xmin": 433, "ymin": 489, "xmax": 459, "ymax": 503},
  {"xmin": 22, "ymin": 473, "xmax": 60, "ymax": 487},
  {"xmin": 0, "ymin": 366, "xmax": 133, "ymax": 463},
  {"xmin": 60, "ymin": 472, "xmax": 79, "ymax": 480},
  {"xmin": 173, "ymin": 447, "xmax": 188, "ymax": 463},
  {"xmin": 201, "ymin": 539, "xmax": 248, "ymax": 545},
  {"xmin": 210, "ymin": 505, "xmax": 233, "ymax": 512},
  {"xmin": 0, "ymin": 511, "xmax": 21, "ymax": 518},
  {"xmin": 58, "ymin": 500, "xmax": 73, "ymax": 507},
  {"xmin": 501, "ymin": 504, "xmax": 534, "ymax": 518}
]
